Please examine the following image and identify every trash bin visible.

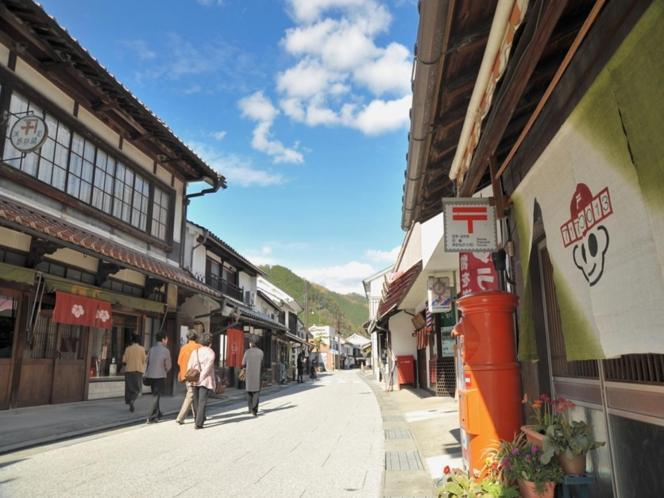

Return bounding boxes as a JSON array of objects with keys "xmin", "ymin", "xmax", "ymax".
[{"xmin": 396, "ymin": 355, "xmax": 415, "ymax": 386}]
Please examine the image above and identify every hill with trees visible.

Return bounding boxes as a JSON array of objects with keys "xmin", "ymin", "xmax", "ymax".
[{"xmin": 259, "ymin": 265, "xmax": 369, "ymax": 337}]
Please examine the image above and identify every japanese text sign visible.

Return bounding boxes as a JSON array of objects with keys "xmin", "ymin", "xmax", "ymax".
[
  {"xmin": 459, "ymin": 252, "xmax": 499, "ymax": 297},
  {"xmin": 443, "ymin": 198, "xmax": 498, "ymax": 252}
]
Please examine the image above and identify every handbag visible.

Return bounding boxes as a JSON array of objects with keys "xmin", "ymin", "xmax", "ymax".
[
  {"xmin": 184, "ymin": 350, "xmax": 202, "ymax": 383},
  {"xmin": 238, "ymin": 368, "xmax": 246, "ymax": 382},
  {"xmin": 142, "ymin": 377, "xmax": 152, "ymax": 387}
]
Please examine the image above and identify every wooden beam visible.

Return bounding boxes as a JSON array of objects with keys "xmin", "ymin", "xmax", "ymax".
[
  {"xmin": 459, "ymin": 0, "xmax": 569, "ymax": 197},
  {"xmin": 495, "ymin": 0, "xmax": 606, "ymax": 180}
]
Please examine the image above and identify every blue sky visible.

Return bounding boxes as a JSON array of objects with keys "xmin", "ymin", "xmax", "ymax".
[{"xmin": 40, "ymin": 0, "xmax": 419, "ymax": 294}]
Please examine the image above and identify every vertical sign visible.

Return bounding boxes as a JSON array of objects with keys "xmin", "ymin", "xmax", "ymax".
[{"xmin": 459, "ymin": 252, "xmax": 499, "ymax": 297}]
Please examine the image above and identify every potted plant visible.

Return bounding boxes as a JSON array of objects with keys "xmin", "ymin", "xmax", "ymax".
[
  {"xmin": 437, "ymin": 465, "xmax": 519, "ymax": 498},
  {"xmin": 522, "ymin": 393, "xmax": 604, "ymax": 475},
  {"xmin": 498, "ymin": 433, "xmax": 563, "ymax": 498},
  {"xmin": 541, "ymin": 419, "xmax": 605, "ymax": 475},
  {"xmin": 521, "ymin": 394, "xmax": 568, "ymax": 446}
]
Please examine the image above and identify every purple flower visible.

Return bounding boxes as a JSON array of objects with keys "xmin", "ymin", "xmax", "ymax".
[
  {"xmin": 531, "ymin": 445, "xmax": 539, "ymax": 455},
  {"xmin": 511, "ymin": 447, "xmax": 519, "ymax": 455}
]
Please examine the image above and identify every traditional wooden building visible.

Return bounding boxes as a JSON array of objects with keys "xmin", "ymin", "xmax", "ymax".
[
  {"xmin": 406, "ymin": 1, "xmax": 664, "ymax": 496},
  {"xmin": 0, "ymin": 1, "xmax": 224, "ymax": 408}
]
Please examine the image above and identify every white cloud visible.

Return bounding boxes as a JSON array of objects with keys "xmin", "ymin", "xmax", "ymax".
[
  {"xmin": 121, "ymin": 40, "xmax": 156, "ymax": 61},
  {"xmin": 239, "ymin": 92, "xmax": 304, "ymax": 164},
  {"xmin": 294, "ymin": 261, "xmax": 376, "ymax": 294},
  {"xmin": 365, "ymin": 245, "xmax": 400, "ymax": 264},
  {"xmin": 211, "ymin": 131, "xmax": 227, "ymax": 140},
  {"xmin": 261, "ymin": 245, "xmax": 273, "ymax": 255},
  {"xmin": 186, "ymin": 141, "xmax": 286, "ymax": 187},
  {"xmin": 354, "ymin": 42, "xmax": 412, "ymax": 96},
  {"xmin": 270, "ymin": 0, "xmax": 412, "ymax": 136},
  {"xmin": 277, "ymin": 59, "xmax": 336, "ymax": 99},
  {"xmin": 239, "ymin": 92, "xmax": 278, "ymax": 122},
  {"xmin": 351, "ymin": 95, "xmax": 411, "ymax": 135},
  {"xmin": 197, "ymin": 0, "xmax": 226, "ymax": 6}
]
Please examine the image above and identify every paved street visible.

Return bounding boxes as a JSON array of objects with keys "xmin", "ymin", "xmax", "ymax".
[{"xmin": 0, "ymin": 371, "xmax": 384, "ymax": 498}]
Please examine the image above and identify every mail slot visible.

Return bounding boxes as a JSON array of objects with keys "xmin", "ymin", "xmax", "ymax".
[{"xmin": 454, "ymin": 291, "xmax": 522, "ymax": 475}]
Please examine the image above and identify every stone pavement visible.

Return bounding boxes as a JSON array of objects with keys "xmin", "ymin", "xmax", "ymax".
[
  {"xmin": 0, "ymin": 381, "xmax": 290, "ymax": 455},
  {"xmin": 0, "ymin": 370, "xmax": 383, "ymax": 498},
  {"xmin": 360, "ymin": 371, "xmax": 463, "ymax": 498}
]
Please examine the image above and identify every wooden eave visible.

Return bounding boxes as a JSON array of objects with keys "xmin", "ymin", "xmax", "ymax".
[
  {"xmin": 0, "ymin": 0, "xmax": 225, "ymax": 187},
  {"xmin": 413, "ymin": 0, "xmax": 600, "ymax": 224}
]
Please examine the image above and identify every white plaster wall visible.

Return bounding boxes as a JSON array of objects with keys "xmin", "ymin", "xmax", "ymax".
[
  {"xmin": 172, "ymin": 178, "xmax": 184, "ymax": 243},
  {"xmin": 239, "ymin": 272, "xmax": 256, "ymax": 298},
  {"xmin": 421, "ymin": 212, "xmax": 444, "ymax": 268},
  {"xmin": 122, "ymin": 141, "xmax": 153, "ymax": 173},
  {"xmin": 15, "ymin": 58, "xmax": 75, "ymax": 114},
  {"xmin": 0, "ymin": 42, "xmax": 9, "ymax": 66},
  {"xmin": 397, "ymin": 223, "xmax": 422, "ymax": 273},
  {"xmin": 114, "ymin": 268, "xmax": 145, "ymax": 286},
  {"xmin": 50, "ymin": 248, "xmax": 98, "ymax": 272},
  {"xmin": 388, "ymin": 312, "xmax": 416, "ymax": 357},
  {"xmin": 0, "ymin": 226, "xmax": 30, "ymax": 252}
]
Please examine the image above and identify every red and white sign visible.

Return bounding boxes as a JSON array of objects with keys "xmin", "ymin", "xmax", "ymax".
[
  {"xmin": 443, "ymin": 198, "xmax": 498, "ymax": 252},
  {"xmin": 560, "ymin": 183, "xmax": 613, "ymax": 247},
  {"xmin": 10, "ymin": 115, "xmax": 48, "ymax": 153},
  {"xmin": 53, "ymin": 291, "xmax": 112, "ymax": 329},
  {"xmin": 459, "ymin": 252, "xmax": 499, "ymax": 297}
]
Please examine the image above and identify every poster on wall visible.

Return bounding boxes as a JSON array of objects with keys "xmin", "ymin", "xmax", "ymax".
[
  {"xmin": 428, "ymin": 276, "xmax": 453, "ymax": 313},
  {"xmin": 459, "ymin": 252, "xmax": 499, "ymax": 297}
]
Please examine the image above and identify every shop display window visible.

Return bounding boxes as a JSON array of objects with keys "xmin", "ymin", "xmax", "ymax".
[{"xmin": 89, "ymin": 314, "xmax": 137, "ymax": 378}]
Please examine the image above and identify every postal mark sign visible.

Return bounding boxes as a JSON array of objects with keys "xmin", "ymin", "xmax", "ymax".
[{"xmin": 443, "ymin": 198, "xmax": 498, "ymax": 252}]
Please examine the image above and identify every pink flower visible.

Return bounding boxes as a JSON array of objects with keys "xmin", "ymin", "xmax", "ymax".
[{"xmin": 443, "ymin": 465, "xmax": 451, "ymax": 475}]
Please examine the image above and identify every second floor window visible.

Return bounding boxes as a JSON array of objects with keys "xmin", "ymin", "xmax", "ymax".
[{"xmin": 2, "ymin": 91, "xmax": 172, "ymax": 242}]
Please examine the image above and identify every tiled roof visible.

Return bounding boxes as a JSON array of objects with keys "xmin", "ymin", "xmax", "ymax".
[
  {"xmin": 1, "ymin": 0, "xmax": 224, "ymax": 186},
  {"xmin": 377, "ymin": 261, "xmax": 423, "ymax": 319},
  {"xmin": 0, "ymin": 196, "xmax": 220, "ymax": 297},
  {"xmin": 188, "ymin": 221, "xmax": 264, "ymax": 276}
]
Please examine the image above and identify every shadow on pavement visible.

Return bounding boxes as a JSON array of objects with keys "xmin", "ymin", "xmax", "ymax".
[{"xmin": 0, "ymin": 459, "xmax": 26, "ymax": 469}]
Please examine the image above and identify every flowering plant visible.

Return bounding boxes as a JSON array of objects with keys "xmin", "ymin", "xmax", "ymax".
[
  {"xmin": 498, "ymin": 433, "xmax": 563, "ymax": 493},
  {"xmin": 437, "ymin": 461, "xmax": 519, "ymax": 498},
  {"xmin": 522, "ymin": 393, "xmax": 574, "ymax": 431},
  {"xmin": 523, "ymin": 393, "xmax": 604, "ymax": 464}
]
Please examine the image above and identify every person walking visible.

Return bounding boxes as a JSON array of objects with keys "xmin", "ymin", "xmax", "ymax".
[
  {"xmin": 122, "ymin": 334, "xmax": 146, "ymax": 413},
  {"xmin": 144, "ymin": 332, "xmax": 171, "ymax": 424},
  {"xmin": 241, "ymin": 336, "xmax": 264, "ymax": 417},
  {"xmin": 175, "ymin": 328, "xmax": 200, "ymax": 425},
  {"xmin": 187, "ymin": 332, "xmax": 216, "ymax": 430},
  {"xmin": 296, "ymin": 351, "xmax": 305, "ymax": 383}
]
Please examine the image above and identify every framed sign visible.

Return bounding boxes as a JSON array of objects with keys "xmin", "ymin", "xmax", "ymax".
[
  {"xmin": 443, "ymin": 198, "xmax": 498, "ymax": 252},
  {"xmin": 427, "ymin": 276, "xmax": 452, "ymax": 313},
  {"xmin": 10, "ymin": 115, "xmax": 48, "ymax": 153}
]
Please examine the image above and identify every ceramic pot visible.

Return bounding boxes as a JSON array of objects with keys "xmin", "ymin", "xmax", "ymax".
[
  {"xmin": 518, "ymin": 479, "xmax": 555, "ymax": 498},
  {"xmin": 521, "ymin": 425, "xmax": 546, "ymax": 448},
  {"xmin": 558, "ymin": 452, "xmax": 586, "ymax": 475}
]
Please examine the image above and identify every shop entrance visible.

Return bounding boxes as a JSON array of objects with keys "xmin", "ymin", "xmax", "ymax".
[
  {"xmin": 16, "ymin": 311, "xmax": 87, "ymax": 407},
  {"xmin": 0, "ymin": 291, "xmax": 20, "ymax": 409},
  {"xmin": 417, "ymin": 347, "xmax": 428, "ymax": 390}
]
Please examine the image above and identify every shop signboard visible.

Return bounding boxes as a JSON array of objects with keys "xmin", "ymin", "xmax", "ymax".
[
  {"xmin": 443, "ymin": 198, "xmax": 497, "ymax": 252},
  {"xmin": 459, "ymin": 251, "xmax": 499, "ymax": 297},
  {"xmin": 10, "ymin": 114, "xmax": 48, "ymax": 153}
]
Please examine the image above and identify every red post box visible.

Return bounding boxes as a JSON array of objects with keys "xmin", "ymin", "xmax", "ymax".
[
  {"xmin": 395, "ymin": 355, "xmax": 415, "ymax": 386},
  {"xmin": 454, "ymin": 291, "xmax": 522, "ymax": 476}
]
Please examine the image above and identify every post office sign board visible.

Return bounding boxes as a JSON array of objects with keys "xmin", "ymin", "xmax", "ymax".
[{"xmin": 443, "ymin": 198, "xmax": 498, "ymax": 252}]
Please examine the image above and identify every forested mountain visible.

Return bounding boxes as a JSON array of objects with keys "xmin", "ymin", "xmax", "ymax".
[{"xmin": 259, "ymin": 265, "xmax": 369, "ymax": 337}]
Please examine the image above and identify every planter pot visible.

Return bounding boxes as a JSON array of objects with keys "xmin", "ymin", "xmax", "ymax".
[
  {"xmin": 521, "ymin": 425, "xmax": 546, "ymax": 448},
  {"xmin": 518, "ymin": 480, "xmax": 555, "ymax": 498},
  {"xmin": 558, "ymin": 452, "xmax": 586, "ymax": 475}
]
